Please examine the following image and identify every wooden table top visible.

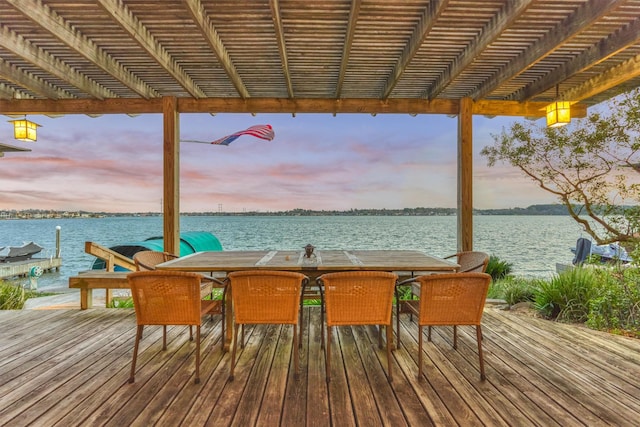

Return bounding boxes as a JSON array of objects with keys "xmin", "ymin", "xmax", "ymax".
[{"xmin": 157, "ymin": 250, "xmax": 459, "ymax": 274}]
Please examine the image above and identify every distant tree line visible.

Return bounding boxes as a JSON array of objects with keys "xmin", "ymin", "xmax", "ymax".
[{"xmin": 3, "ymin": 204, "xmax": 588, "ymax": 219}]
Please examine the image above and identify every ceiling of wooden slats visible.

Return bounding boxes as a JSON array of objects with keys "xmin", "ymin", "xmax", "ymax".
[{"xmin": 1, "ymin": 0, "xmax": 639, "ymax": 116}]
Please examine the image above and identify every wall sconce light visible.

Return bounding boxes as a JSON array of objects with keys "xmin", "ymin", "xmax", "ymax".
[{"xmin": 9, "ymin": 117, "xmax": 40, "ymax": 141}]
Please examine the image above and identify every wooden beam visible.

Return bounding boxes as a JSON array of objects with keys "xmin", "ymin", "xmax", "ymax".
[
  {"xmin": 97, "ymin": 0, "xmax": 206, "ymax": 99},
  {"xmin": 0, "ymin": 25, "xmax": 114, "ymax": 100},
  {"xmin": 0, "ymin": 58, "xmax": 73, "ymax": 99},
  {"xmin": 457, "ymin": 97, "xmax": 473, "ymax": 252},
  {"xmin": 425, "ymin": 0, "xmax": 533, "ymax": 100},
  {"xmin": 0, "ymin": 97, "xmax": 589, "ymax": 117},
  {"xmin": 516, "ymin": 16, "xmax": 640, "ymax": 101},
  {"xmin": 472, "ymin": 100, "xmax": 587, "ymax": 118},
  {"xmin": 163, "ymin": 97, "xmax": 180, "ymax": 256},
  {"xmin": 470, "ymin": 0, "xmax": 623, "ymax": 100},
  {"xmin": 334, "ymin": 0, "xmax": 360, "ymax": 98},
  {"xmin": 178, "ymin": 98, "xmax": 461, "ymax": 115},
  {"xmin": 184, "ymin": 0, "xmax": 250, "ymax": 98},
  {"xmin": 8, "ymin": 0, "xmax": 157, "ymax": 99},
  {"xmin": 563, "ymin": 51, "xmax": 640, "ymax": 102},
  {"xmin": 382, "ymin": 0, "xmax": 449, "ymax": 99},
  {"xmin": 269, "ymin": 0, "xmax": 293, "ymax": 98}
]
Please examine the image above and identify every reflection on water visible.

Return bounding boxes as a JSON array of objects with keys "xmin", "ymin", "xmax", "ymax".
[{"xmin": 0, "ymin": 215, "xmax": 582, "ymax": 289}]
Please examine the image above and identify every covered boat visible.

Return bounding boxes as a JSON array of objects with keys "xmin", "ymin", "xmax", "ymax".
[
  {"xmin": 0, "ymin": 241, "xmax": 43, "ymax": 262},
  {"xmin": 91, "ymin": 231, "xmax": 223, "ymax": 270},
  {"xmin": 572, "ymin": 237, "xmax": 632, "ymax": 265}
]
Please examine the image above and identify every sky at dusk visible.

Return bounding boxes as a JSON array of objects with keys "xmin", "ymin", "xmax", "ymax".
[{"xmin": 0, "ymin": 112, "xmax": 558, "ymax": 213}]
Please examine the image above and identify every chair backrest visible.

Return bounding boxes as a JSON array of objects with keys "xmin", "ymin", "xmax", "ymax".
[
  {"xmin": 456, "ymin": 251, "xmax": 489, "ymax": 273},
  {"xmin": 320, "ymin": 271, "xmax": 398, "ymax": 326},
  {"xmin": 416, "ymin": 272, "xmax": 491, "ymax": 326},
  {"xmin": 228, "ymin": 270, "xmax": 307, "ymax": 324},
  {"xmin": 128, "ymin": 270, "xmax": 203, "ymax": 326},
  {"xmin": 133, "ymin": 250, "xmax": 179, "ymax": 271}
]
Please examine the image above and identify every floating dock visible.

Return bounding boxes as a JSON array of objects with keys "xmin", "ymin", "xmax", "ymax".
[{"xmin": 0, "ymin": 257, "xmax": 62, "ymax": 280}]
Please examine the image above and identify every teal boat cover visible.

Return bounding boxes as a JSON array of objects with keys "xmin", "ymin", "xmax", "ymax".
[{"xmin": 92, "ymin": 231, "xmax": 223, "ymax": 270}]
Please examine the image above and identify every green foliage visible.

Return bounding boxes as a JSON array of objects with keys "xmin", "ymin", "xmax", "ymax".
[
  {"xmin": 486, "ymin": 255, "xmax": 513, "ymax": 281},
  {"xmin": 107, "ymin": 297, "xmax": 134, "ymax": 308},
  {"xmin": 534, "ymin": 267, "xmax": 598, "ymax": 322},
  {"xmin": 488, "ymin": 276, "xmax": 538, "ymax": 305},
  {"xmin": 0, "ymin": 281, "xmax": 38, "ymax": 310},
  {"xmin": 586, "ymin": 267, "xmax": 640, "ymax": 337}
]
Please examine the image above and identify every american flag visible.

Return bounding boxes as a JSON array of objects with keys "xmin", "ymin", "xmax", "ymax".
[{"xmin": 210, "ymin": 124, "xmax": 275, "ymax": 145}]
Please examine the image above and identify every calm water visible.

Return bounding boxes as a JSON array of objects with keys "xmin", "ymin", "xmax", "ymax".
[{"xmin": 0, "ymin": 215, "xmax": 583, "ymax": 290}]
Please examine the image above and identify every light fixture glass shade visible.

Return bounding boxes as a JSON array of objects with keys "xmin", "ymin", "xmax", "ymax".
[
  {"xmin": 546, "ymin": 101, "xmax": 571, "ymax": 128},
  {"xmin": 9, "ymin": 118, "xmax": 40, "ymax": 141}
]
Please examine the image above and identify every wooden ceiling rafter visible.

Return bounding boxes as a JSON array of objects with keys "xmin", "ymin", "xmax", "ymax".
[
  {"xmin": 0, "ymin": 25, "xmax": 115, "ymax": 100},
  {"xmin": 269, "ymin": 0, "xmax": 293, "ymax": 99},
  {"xmin": 334, "ymin": 0, "xmax": 361, "ymax": 99},
  {"xmin": 424, "ymin": 0, "xmax": 533, "ymax": 100},
  {"xmin": 564, "ymin": 51, "xmax": 640, "ymax": 101},
  {"xmin": 7, "ymin": 0, "xmax": 157, "ymax": 99},
  {"xmin": 184, "ymin": 0, "xmax": 250, "ymax": 99},
  {"xmin": 96, "ymin": 0, "xmax": 206, "ymax": 99},
  {"xmin": 469, "ymin": 0, "xmax": 627, "ymax": 101},
  {"xmin": 381, "ymin": 0, "xmax": 449, "ymax": 100},
  {"xmin": 515, "ymin": 16, "xmax": 640, "ymax": 102},
  {"xmin": 0, "ymin": 57, "xmax": 73, "ymax": 99}
]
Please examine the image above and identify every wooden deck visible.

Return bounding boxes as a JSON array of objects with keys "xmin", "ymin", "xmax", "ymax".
[{"xmin": 0, "ymin": 306, "xmax": 639, "ymax": 426}]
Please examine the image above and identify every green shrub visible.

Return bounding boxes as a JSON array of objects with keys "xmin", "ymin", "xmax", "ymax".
[
  {"xmin": 586, "ymin": 267, "xmax": 640, "ymax": 336},
  {"xmin": 486, "ymin": 255, "xmax": 513, "ymax": 281},
  {"xmin": 534, "ymin": 267, "xmax": 598, "ymax": 322},
  {"xmin": 489, "ymin": 276, "xmax": 538, "ymax": 305},
  {"xmin": 0, "ymin": 280, "xmax": 38, "ymax": 310},
  {"xmin": 107, "ymin": 297, "xmax": 134, "ymax": 308}
]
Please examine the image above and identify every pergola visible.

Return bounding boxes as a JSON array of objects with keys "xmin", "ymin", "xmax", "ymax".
[{"xmin": 1, "ymin": 0, "xmax": 640, "ymax": 254}]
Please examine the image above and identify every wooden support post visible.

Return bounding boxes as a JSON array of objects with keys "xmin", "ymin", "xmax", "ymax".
[
  {"xmin": 163, "ymin": 96, "xmax": 180, "ymax": 256},
  {"xmin": 457, "ymin": 97, "xmax": 473, "ymax": 252}
]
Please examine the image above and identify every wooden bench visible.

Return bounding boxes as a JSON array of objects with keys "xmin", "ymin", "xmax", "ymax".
[{"xmin": 68, "ymin": 271, "xmax": 130, "ymax": 309}]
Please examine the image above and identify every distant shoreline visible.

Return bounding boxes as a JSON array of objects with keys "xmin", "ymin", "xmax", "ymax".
[{"xmin": 1, "ymin": 204, "xmax": 572, "ymax": 220}]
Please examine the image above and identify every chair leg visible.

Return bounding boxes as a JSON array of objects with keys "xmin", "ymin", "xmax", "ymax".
[
  {"xmin": 229, "ymin": 323, "xmax": 240, "ymax": 381},
  {"xmin": 378, "ymin": 325, "xmax": 383, "ymax": 349},
  {"xmin": 129, "ymin": 325, "xmax": 143, "ymax": 383},
  {"xmin": 163, "ymin": 325, "xmax": 167, "ymax": 350},
  {"xmin": 395, "ymin": 286, "xmax": 400, "ymax": 350},
  {"xmin": 189, "ymin": 325, "xmax": 194, "ymax": 341},
  {"xmin": 453, "ymin": 325, "xmax": 458, "ymax": 349},
  {"xmin": 293, "ymin": 324, "xmax": 299, "ymax": 375},
  {"xmin": 477, "ymin": 325, "xmax": 486, "ymax": 381},
  {"xmin": 299, "ymin": 295, "xmax": 304, "ymax": 349},
  {"xmin": 386, "ymin": 324, "xmax": 393, "ymax": 382},
  {"xmin": 418, "ymin": 325, "xmax": 423, "ymax": 378},
  {"xmin": 325, "ymin": 325, "xmax": 331, "ymax": 382},
  {"xmin": 427, "ymin": 325, "xmax": 432, "ymax": 342},
  {"xmin": 241, "ymin": 324, "xmax": 245, "ymax": 349},
  {"xmin": 195, "ymin": 325, "xmax": 201, "ymax": 384},
  {"xmin": 221, "ymin": 290, "xmax": 226, "ymax": 351}
]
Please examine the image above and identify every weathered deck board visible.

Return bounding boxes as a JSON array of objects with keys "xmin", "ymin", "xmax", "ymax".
[{"xmin": 0, "ymin": 307, "xmax": 639, "ymax": 426}]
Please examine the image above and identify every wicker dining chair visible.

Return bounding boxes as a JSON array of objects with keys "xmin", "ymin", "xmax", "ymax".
[
  {"xmin": 226, "ymin": 270, "xmax": 308, "ymax": 380},
  {"xmin": 128, "ymin": 270, "xmax": 219, "ymax": 384},
  {"xmin": 406, "ymin": 272, "xmax": 492, "ymax": 380},
  {"xmin": 444, "ymin": 251, "xmax": 490, "ymax": 273},
  {"xmin": 318, "ymin": 271, "xmax": 398, "ymax": 382},
  {"xmin": 133, "ymin": 250, "xmax": 227, "ymax": 338},
  {"xmin": 396, "ymin": 251, "xmax": 489, "ymax": 346}
]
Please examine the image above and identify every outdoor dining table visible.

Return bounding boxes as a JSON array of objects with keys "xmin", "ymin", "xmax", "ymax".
[{"xmin": 157, "ymin": 249, "xmax": 460, "ymax": 350}]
